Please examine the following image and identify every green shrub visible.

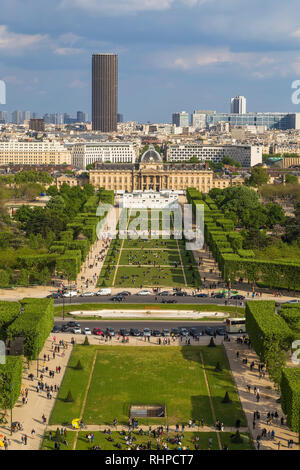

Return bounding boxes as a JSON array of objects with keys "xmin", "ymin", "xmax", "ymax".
[{"xmin": 280, "ymin": 368, "xmax": 300, "ymax": 432}]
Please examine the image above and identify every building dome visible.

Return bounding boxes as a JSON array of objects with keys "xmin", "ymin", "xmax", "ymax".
[{"xmin": 141, "ymin": 145, "xmax": 162, "ymax": 163}]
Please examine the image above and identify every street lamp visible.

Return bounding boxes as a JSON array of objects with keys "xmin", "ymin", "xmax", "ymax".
[
  {"xmin": 36, "ymin": 332, "xmax": 40, "ymax": 378},
  {"xmin": 9, "ymin": 383, "xmax": 13, "ymax": 436}
]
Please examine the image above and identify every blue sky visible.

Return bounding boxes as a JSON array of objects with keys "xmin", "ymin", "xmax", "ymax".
[{"xmin": 1, "ymin": 0, "xmax": 300, "ymax": 122}]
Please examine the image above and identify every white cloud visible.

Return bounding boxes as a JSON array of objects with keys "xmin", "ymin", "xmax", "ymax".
[
  {"xmin": 290, "ymin": 29, "xmax": 300, "ymax": 38},
  {"xmin": 0, "ymin": 25, "xmax": 47, "ymax": 51},
  {"xmin": 59, "ymin": 0, "xmax": 211, "ymax": 14},
  {"xmin": 69, "ymin": 79, "xmax": 87, "ymax": 89},
  {"xmin": 54, "ymin": 47, "xmax": 83, "ymax": 56}
]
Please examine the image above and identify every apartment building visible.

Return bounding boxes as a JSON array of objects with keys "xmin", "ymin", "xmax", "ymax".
[
  {"xmin": 71, "ymin": 142, "xmax": 138, "ymax": 169},
  {"xmin": 0, "ymin": 141, "xmax": 71, "ymax": 166}
]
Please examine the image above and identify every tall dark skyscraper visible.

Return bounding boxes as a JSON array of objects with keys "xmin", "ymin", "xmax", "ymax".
[{"xmin": 92, "ymin": 53, "xmax": 118, "ymax": 132}]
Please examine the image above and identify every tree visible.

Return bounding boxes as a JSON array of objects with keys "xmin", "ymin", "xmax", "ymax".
[
  {"xmin": 208, "ymin": 337, "xmax": 216, "ymax": 347},
  {"xmin": 285, "ymin": 174, "xmax": 298, "ymax": 185},
  {"xmin": 65, "ymin": 390, "xmax": 74, "ymax": 402},
  {"xmin": 265, "ymin": 203, "xmax": 285, "ymax": 227},
  {"xmin": 247, "ymin": 167, "xmax": 269, "ymax": 187},
  {"xmin": 83, "ymin": 336, "xmax": 90, "ymax": 345},
  {"xmin": 222, "ymin": 391, "xmax": 232, "ymax": 403}
]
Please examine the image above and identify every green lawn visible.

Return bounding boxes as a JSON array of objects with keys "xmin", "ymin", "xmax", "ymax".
[
  {"xmin": 201, "ymin": 347, "xmax": 246, "ymax": 426},
  {"xmin": 114, "ymin": 266, "xmax": 187, "ymax": 288},
  {"xmin": 49, "ymin": 345, "xmax": 247, "ymax": 431},
  {"xmin": 41, "ymin": 430, "xmax": 253, "ymax": 451},
  {"xmin": 49, "ymin": 345, "xmax": 96, "ymax": 426}
]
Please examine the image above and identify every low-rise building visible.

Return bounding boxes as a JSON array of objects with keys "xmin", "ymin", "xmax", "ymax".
[
  {"xmin": 71, "ymin": 141, "xmax": 138, "ymax": 169},
  {"xmin": 0, "ymin": 140, "xmax": 71, "ymax": 166},
  {"xmin": 166, "ymin": 144, "xmax": 262, "ymax": 167}
]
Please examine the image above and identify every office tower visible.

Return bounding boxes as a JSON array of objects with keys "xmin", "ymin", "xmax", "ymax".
[
  {"xmin": 32, "ymin": 112, "xmax": 40, "ymax": 119},
  {"xmin": 29, "ymin": 119, "xmax": 45, "ymax": 132},
  {"xmin": 230, "ymin": 95, "xmax": 247, "ymax": 114},
  {"xmin": 11, "ymin": 110, "xmax": 22, "ymax": 124},
  {"xmin": 117, "ymin": 113, "xmax": 124, "ymax": 123},
  {"xmin": 92, "ymin": 53, "xmax": 118, "ymax": 132},
  {"xmin": 0, "ymin": 111, "xmax": 8, "ymax": 123},
  {"xmin": 172, "ymin": 111, "xmax": 189, "ymax": 127},
  {"xmin": 77, "ymin": 111, "xmax": 86, "ymax": 122},
  {"xmin": 22, "ymin": 110, "xmax": 31, "ymax": 121}
]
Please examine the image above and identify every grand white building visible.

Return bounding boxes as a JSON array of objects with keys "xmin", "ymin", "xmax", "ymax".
[
  {"xmin": 166, "ymin": 144, "xmax": 262, "ymax": 167},
  {"xmin": 71, "ymin": 142, "xmax": 138, "ymax": 169},
  {"xmin": 0, "ymin": 140, "xmax": 71, "ymax": 166}
]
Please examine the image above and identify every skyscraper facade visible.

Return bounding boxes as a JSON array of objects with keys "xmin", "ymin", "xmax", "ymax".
[
  {"xmin": 92, "ymin": 53, "xmax": 118, "ymax": 132},
  {"xmin": 230, "ymin": 95, "xmax": 247, "ymax": 114},
  {"xmin": 172, "ymin": 111, "xmax": 189, "ymax": 127}
]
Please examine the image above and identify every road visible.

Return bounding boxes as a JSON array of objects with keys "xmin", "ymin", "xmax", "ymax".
[
  {"xmin": 54, "ymin": 294, "xmax": 243, "ymax": 307},
  {"xmin": 54, "ymin": 319, "xmax": 226, "ymax": 332}
]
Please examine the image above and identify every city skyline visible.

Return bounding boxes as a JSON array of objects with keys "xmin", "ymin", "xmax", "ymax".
[{"xmin": 2, "ymin": 1, "xmax": 300, "ymax": 122}]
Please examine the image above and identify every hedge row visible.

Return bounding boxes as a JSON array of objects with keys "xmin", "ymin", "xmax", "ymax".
[
  {"xmin": 245, "ymin": 301, "xmax": 294, "ymax": 361},
  {"xmin": 0, "ymin": 356, "xmax": 23, "ymax": 409},
  {"xmin": 280, "ymin": 368, "xmax": 300, "ymax": 432},
  {"xmin": 0, "ymin": 301, "xmax": 21, "ymax": 341},
  {"xmin": 7, "ymin": 298, "xmax": 54, "ymax": 360}
]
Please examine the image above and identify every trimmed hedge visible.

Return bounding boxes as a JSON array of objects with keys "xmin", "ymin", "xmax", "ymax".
[
  {"xmin": 7, "ymin": 298, "xmax": 54, "ymax": 360},
  {"xmin": 281, "ymin": 368, "xmax": 300, "ymax": 431},
  {"xmin": 245, "ymin": 301, "xmax": 294, "ymax": 361},
  {"xmin": 0, "ymin": 301, "xmax": 21, "ymax": 341},
  {"xmin": 0, "ymin": 356, "xmax": 23, "ymax": 409}
]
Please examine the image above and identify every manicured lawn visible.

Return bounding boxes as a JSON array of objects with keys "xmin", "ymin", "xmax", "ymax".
[
  {"xmin": 41, "ymin": 430, "xmax": 253, "ymax": 451},
  {"xmin": 114, "ymin": 266, "xmax": 187, "ymax": 288},
  {"xmin": 201, "ymin": 346, "xmax": 246, "ymax": 427},
  {"xmin": 76, "ymin": 431, "xmax": 220, "ymax": 450},
  {"xmin": 83, "ymin": 346, "xmax": 212, "ymax": 425},
  {"xmin": 49, "ymin": 345, "xmax": 96, "ymax": 426},
  {"xmin": 41, "ymin": 431, "xmax": 76, "ymax": 450}
]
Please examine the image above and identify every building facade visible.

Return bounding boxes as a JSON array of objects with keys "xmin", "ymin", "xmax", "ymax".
[
  {"xmin": 71, "ymin": 142, "xmax": 138, "ymax": 169},
  {"xmin": 172, "ymin": 111, "xmax": 189, "ymax": 127},
  {"xmin": 166, "ymin": 144, "xmax": 262, "ymax": 167},
  {"xmin": 89, "ymin": 146, "xmax": 243, "ymax": 193},
  {"xmin": 230, "ymin": 95, "xmax": 247, "ymax": 114},
  {"xmin": 206, "ymin": 112, "xmax": 300, "ymax": 130},
  {"xmin": 92, "ymin": 53, "xmax": 118, "ymax": 132},
  {"xmin": 0, "ymin": 141, "xmax": 71, "ymax": 166}
]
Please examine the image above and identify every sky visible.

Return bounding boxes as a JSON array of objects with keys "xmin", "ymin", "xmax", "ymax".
[{"xmin": 1, "ymin": 0, "xmax": 300, "ymax": 122}]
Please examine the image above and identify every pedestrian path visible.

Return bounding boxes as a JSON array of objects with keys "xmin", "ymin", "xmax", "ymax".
[
  {"xmin": 0, "ymin": 336, "xmax": 73, "ymax": 450},
  {"xmin": 224, "ymin": 340, "xmax": 299, "ymax": 450}
]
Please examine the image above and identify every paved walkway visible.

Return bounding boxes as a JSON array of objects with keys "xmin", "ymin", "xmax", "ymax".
[
  {"xmin": 224, "ymin": 340, "xmax": 299, "ymax": 450},
  {"xmin": 0, "ymin": 336, "xmax": 73, "ymax": 451}
]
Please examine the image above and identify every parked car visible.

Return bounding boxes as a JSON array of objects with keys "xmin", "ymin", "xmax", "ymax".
[
  {"xmin": 96, "ymin": 288, "xmax": 111, "ymax": 296},
  {"xmin": 171, "ymin": 328, "xmax": 180, "ymax": 336},
  {"xmin": 230, "ymin": 295, "xmax": 245, "ymax": 300},
  {"xmin": 105, "ymin": 327, "xmax": 115, "ymax": 336},
  {"xmin": 130, "ymin": 328, "xmax": 141, "ymax": 336},
  {"xmin": 61, "ymin": 325, "xmax": 70, "ymax": 332},
  {"xmin": 161, "ymin": 299, "xmax": 177, "ymax": 304},
  {"xmin": 62, "ymin": 291, "xmax": 78, "ymax": 298},
  {"xmin": 70, "ymin": 327, "xmax": 81, "ymax": 334},
  {"xmin": 205, "ymin": 327, "xmax": 215, "ymax": 336},
  {"xmin": 143, "ymin": 328, "xmax": 151, "ymax": 337},
  {"xmin": 93, "ymin": 328, "xmax": 104, "ymax": 336},
  {"xmin": 189, "ymin": 327, "xmax": 203, "ymax": 337},
  {"xmin": 216, "ymin": 327, "xmax": 226, "ymax": 336},
  {"xmin": 52, "ymin": 325, "xmax": 61, "ymax": 333},
  {"xmin": 117, "ymin": 291, "xmax": 131, "ymax": 296},
  {"xmin": 80, "ymin": 292, "xmax": 95, "ymax": 297},
  {"xmin": 173, "ymin": 291, "xmax": 188, "ymax": 296},
  {"xmin": 213, "ymin": 293, "xmax": 225, "ymax": 299},
  {"xmin": 158, "ymin": 291, "xmax": 170, "ymax": 296},
  {"xmin": 47, "ymin": 292, "xmax": 62, "ymax": 299},
  {"xmin": 67, "ymin": 321, "xmax": 80, "ymax": 328},
  {"xmin": 194, "ymin": 293, "xmax": 209, "ymax": 298},
  {"xmin": 151, "ymin": 329, "xmax": 161, "ymax": 337},
  {"xmin": 281, "ymin": 299, "xmax": 300, "ymax": 305},
  {"xmin": 136, "ymin": 290, "xmax": 152, "ymax": 296},
  {"xmin": 180, "ymin": 328, "xmax": 189, "ymax": 337},
  {"xmin": 82, "ymin": 327, "xmax": 92, "ymax": 335},
  {"xmin": 162, "ymin": 329, "xmax": 170, "ymax": 337},
  {"xmin": 120, "ymin": 329, "xmax": 130, "ymax": 336}
]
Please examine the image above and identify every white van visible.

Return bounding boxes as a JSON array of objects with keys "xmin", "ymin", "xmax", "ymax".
[
  {"xmin": 62, "ymin": 291, "xmax": 78, "ymax": 298},
  {"xmin": 96, "ymin": 288, "xmax": 112, "ymax": 296}
]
